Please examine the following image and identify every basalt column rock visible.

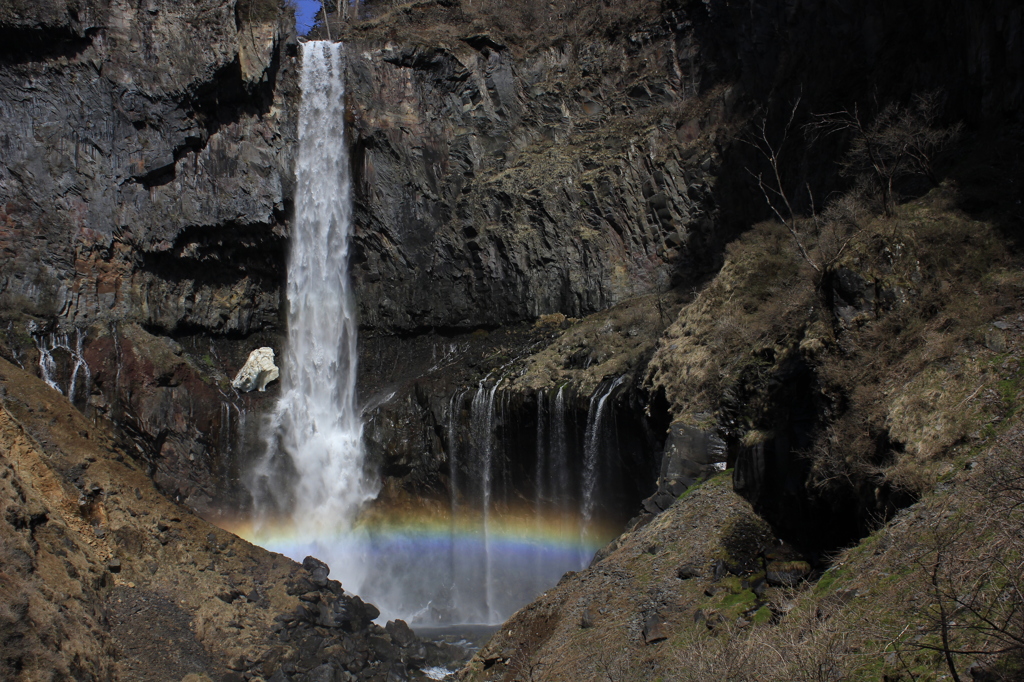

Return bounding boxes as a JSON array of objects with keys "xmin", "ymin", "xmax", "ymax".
[
  {"xmin": 0, "ymin": 0, "xmax": 299, "ymax": 513},
  {"xmin": 344, "ymin": 35, "xmax": 729, "ymax": 335},
  {"xmin": 0, "ymin": 1, "xmax": 298, "ymax": 332}
]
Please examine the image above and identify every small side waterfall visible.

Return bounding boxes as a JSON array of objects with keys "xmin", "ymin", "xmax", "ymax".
[
  {"xmin": 581, "ymin": 375, "xmax": 628, "ymax": 552},
  {"xmin": 469, "ymin": 381, "xmax": 500, "ymax": 624},
  {"xmin": 247, "ymin": 41, "xmax": 378, "ymax": 590},
  {"xmin": 219, "ymin": 401, "xmax": 247, "ymax": 470},
  {"xmin": 447, "ymin": 389, "xmax": 465, "ymax": 516},
  {"xmin": 551, "ymin": 385, "xmax": 572, "ymax": 509},
  {"xmin": 34, "ymin": 328, "xmax": 91, "ymax": 403}
]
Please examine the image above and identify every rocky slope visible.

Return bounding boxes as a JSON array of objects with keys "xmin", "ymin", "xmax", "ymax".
[
  {"xmin": 456, "ymin": 145, "xmax": 1024, "ymax": 679},
  {"xmin": 0, "ymin": 356, "xmax": 465, "ymax": 681},
  {"xmin": 459, "ymin": 418, "xmax": 1024, "ymax": 682}
]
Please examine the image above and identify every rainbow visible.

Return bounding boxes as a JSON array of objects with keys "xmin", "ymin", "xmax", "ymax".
[
  {"xmin": 216, "ymin": 505, "xmax": 621, "ymax": 625},
  {"xmin": 220, "ymin": 507, "xmax": 619, "ymax": 562}
]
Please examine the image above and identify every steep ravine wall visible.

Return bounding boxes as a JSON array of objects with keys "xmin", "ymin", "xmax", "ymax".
[
  {"xmin": 341, "ymin": 0, "xmax": 1024, "ymax": 338},
  {"xmin": 343, "ymin": 33, "xmax": 729, "ymax": 334},
  {"xmin": 345, "ymin": 0, "xmax": 1024, "ymax": 553},
  {"xmin": 0, "ymin": 0, "xmax": 299, "ymax": 515},
  {"xmin": 0, "ymin": 0, "xmax": 1021, "ymax": 678},
  {"xmin": 2, "ymin": 0, "xmax": 1021, "ymax": 539},
  {"xmin": 339, "ymin": 1, "xmax": 738, "ymax": 523}
]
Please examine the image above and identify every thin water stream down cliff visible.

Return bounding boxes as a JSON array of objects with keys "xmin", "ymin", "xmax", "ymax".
[{"xmin": 239, "ymin": 40, "xmax": 646, "ymax": 628}]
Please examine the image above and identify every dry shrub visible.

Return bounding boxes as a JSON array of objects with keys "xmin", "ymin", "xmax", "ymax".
[
  {"xmin": 662, "ymin": 424, "xmax": 1024, "ymax": 682},
  {"xmin": 0, "ymin": 567, "xmax": 28, "ymax": 625},
  {"xmin": 869, "ymin": 432, "xmax": 1024, "ymax": 682},
  {"xmin": 886, "ymin": 364, "xmax": 986, "ymax": 460},
  {"xmin": 807, "ymin": 187, "xmax": 1020, "ymax": 499},
  {"xmin": 810, "ymin": 92, "xmax": 963, "ymax": 215},
  {"xmin": 648, "ymin": 219, "xmax": 815, "ymax": 419},
  {"xmin": 0, "ymin": 523, "xmax": 47, "ymax": 678},
  {"xmin": 663, "ymin": 600, "xmax": 863, "ymax": 682}
]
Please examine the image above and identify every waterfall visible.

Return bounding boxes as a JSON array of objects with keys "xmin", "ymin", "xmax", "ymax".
[
  {"xmin": 239, "ymin": 40, "xmax": 631, "ymax": 628},
  {"xmin": 220, "ymin": 401, "xmax": 247, "ymax": 468},
  {"xmin": 248, "ymin": 41, "xmax": 377, "ymax": 588},
  {"xmin": 469, "ymin": 381, "xmax": 500, "ymax": 624},
  {"xmin": 68, "ymin": 329, "xmax": 90, "ymax": 404},
  {"xmin": 36, "ymin": 334, "xmax": 61, "ymax": 392},
  {"xmin": 447, "ymin": 390, "xmax": 464, "ymax": 517},
  {"xmin": 580, "ymin": 375, "xmax": 628, "ymax": 561},
  {"xmin": 34, "ymin": 328, "xmax": 91, "ymax": 403},
  {"xmin": 534, "ymin": 389, "xmax": 547, "ymax": 513},
  {"xmin": 533, "ymin": 389, "xmax": 547, "ymax": 594},
  {"xmin": 551, "ymin": 385, "xmax": 571, "ymax": 509}
]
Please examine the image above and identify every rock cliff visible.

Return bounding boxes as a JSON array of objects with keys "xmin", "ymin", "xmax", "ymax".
[
  {"xmin": 1, "ymin": 0, "xmax": 1024, "ymax": 678},
  {"xmin": 342, "ymin": 0, "xmax": 1024, "ymax": 534},
  {"xmin": 340, "ymin": 0, "xmax": 1023, "ymax": 336},
  {"xmin": 343, "ymin": 35, "xmax": 725, "ymax": 333},
  {"xmin": 0, "ymin": 0, "xmax": 298, "ymax": 514}
]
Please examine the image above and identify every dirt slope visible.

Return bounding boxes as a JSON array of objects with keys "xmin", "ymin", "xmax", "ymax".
[{"xmin": 0, "ymin": 357, "xmax": 453, "ymax": 681}]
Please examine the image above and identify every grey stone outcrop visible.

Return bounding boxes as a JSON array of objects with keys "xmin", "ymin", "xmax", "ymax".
[{"xmin": 232, "ymin": 347, "xmax": 279, "ymax": 392}]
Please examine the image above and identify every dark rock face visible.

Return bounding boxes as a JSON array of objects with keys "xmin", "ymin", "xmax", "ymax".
[
  {"xmin": 642, "ymin": 423, "xmax": 727, "ymax": 514},
  {"xmin": 357, "ymin": 316, "xmax": 670, "ymax": 522},
  {"xmin": 0, "ymin": 1, "xmax": 296, "ymax": 331},
  {"xmin": 342, "ymin": 0, "xmax": 1024, "ymax": 338},
  {"xmin": 0, "ymin": 0, "xmax": 298, "ymax": 512},
  {"xmin": 344, "ymin": 0, "xmax": 1024, "ymax": 545},
  {"xmin": 344, "ymin": 35, "xmax": 726, "ymax": 334}
]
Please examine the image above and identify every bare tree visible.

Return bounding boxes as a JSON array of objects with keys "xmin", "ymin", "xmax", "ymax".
[
  {"xmin": 748, "ymin": 97, "xmax": 822, "ymax": 274},
  {"xmin": 809, "ymin": 92, "xmax": 962, "ymax": 216},
  {"xmin": 902, "ymin": 456, "xmax": 1024, "ymax": 682},
  {"xmin": 748, "ymin": 98, "xmax": 861, "ymax": 276}
]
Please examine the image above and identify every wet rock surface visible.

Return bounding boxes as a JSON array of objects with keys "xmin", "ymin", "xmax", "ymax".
[{"xmin": 358, "ymin": 295, "xmax": 677, "ymax": 516}]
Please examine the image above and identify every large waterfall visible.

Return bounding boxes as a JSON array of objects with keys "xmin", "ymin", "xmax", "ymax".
[
  {"xmin": 241, "ymin": 40, "xmax": 630, "ymax": 629},
  {"xmin": 247, "ymin": 40, "xmax": 378, "ymax": 591}
]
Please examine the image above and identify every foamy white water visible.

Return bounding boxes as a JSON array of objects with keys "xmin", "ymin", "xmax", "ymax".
[
  {"xmin": 248, "ymin": 40, "xmax": 378, "ymax": 590},
  {"xmin": 242, "ymin": 41, "xmax": 623, "ymax": 628}
]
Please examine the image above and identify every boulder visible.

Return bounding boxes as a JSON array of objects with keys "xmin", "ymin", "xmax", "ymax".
[
  {"xmin": 676, "ymin": 564, "xmax": 701, "ymax": 580},
  {"xmin": 384, "ymin": 620, "xmax": 416, "ymax": 647},
  {"xmin": 642, "ymin": 423, "xmax": 728, "ymax": 514},
  {"xmin": 642, "ymin": 614, "xmax": 669, "ymax": 644},
  {"xmin": 232, "ymin": 347, "xmax": 280, "ymax": 392}
]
